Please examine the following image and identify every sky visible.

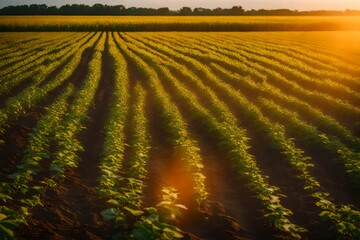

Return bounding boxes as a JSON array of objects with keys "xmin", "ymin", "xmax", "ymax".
[{"xmin": 0, "ymin": 0, "xmax": 360, "ymax": 11}]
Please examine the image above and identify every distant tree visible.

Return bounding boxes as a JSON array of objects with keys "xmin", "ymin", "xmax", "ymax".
[
  {"xmin": 58, "ymin": 4, "xmax": 69, "ymax": 14},
  {"xmin": 108, "ymin": 5, "xmax": 125, "ymax": 15},
  {"xmin": 194, "ymin": 7, "xmax": 212, "ymax": 15},
  {"xmin": 345, "ymin": 9, "xmax": 360, "ymax": 15},
  {"xmin": 2, "ymin": 5, "xmax": 29, "ymax": 15},
  {"xmin": 47, "ymin": 6, "xmax": 57, "ymax": 14},
  {"xmin": 179, "ymin": 7, "xmax": 192, "ymax": 15},
  {"xmin": 29, "ymin": 4, "xmax": 46, "ymax": 14},
  {"xmin": 124, "ymin": 7, "xmax": 136, "ymax": 15},
  {"xmin": 92, "ymin": 3, "xmax": 104, "ymax": 15},
  {"xmin": 212, "ymin": 7, "xmax": 223, "ymax": 15},
  {"xmin": 230, "ymin": 6, "xmax": 245, "ymax": 15},
  {"xmin": 0, "ymin": 4, "xmax": 359, "ymax": 16},
  {"xmin": 157, "ymin": 7, "xmax": 171, "ymax": 15}
]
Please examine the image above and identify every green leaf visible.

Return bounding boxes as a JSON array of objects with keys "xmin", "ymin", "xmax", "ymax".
[
  {"xmin": 124, "ymin": 206, "xmax": 143, "ymax": 216},
  {"xmin": 49, "ymin": 163, "xmax": 62, "ymax": 173},
  {"xmin": 38, "ymin": 152, "xmax": 50, "ymax": 159},
  {"xmin": 32, "ymin": 185, "xmax": 46, "ymax": 194},
  {"xmin": 0, "ymin": 224, "xmax": 14, "ymax": 237},
  {"xmin": 101, "ymin": 208, "xmax": 119, "ymax": 221},
  {"xmin": 0, "ymin": 213, "xmax": 7, "ymax": 221},
  {"xmin": 21, "ymin": 207, "xmax": 29, "ymax": 216},
  {"xmin": 133, "ymin": 226, "xmax": 153, "ymax": 240},
  {"xmin": 20, "ymin": 198, "xmax": 36, "ymax": 207},
  {"xmin": 175, "ymin": 204, "xmax": 188, "ymax": 210},
  {"xmin": 0, "ymin": 193, "xmax": 12, "ymax": 202},
  {"xmin": 156, "ymin": 201, "xmax": 172, "ymax": 207},
  {"xmin": 106, "ymin": 199, "xmax": 120, "ymax": 206},
  {"xmin": 145, "ymin": 207, "xmax": 158, "ymax": 216},
  {"xmin": 47, "ymin": 179, "xmax": 57, "ymax": 187},
  {"xmin": 163, "ymin": 227, "xmax": 183, "ymax": 238}
]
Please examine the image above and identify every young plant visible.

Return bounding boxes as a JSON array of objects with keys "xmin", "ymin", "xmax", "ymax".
[
  {"xmin": 132, "ymin": 186, "xmax": 186, "ymax": 240},
  {"xmin": 156, "ymin": 186, "xmax": 188, "ymax": 221}
]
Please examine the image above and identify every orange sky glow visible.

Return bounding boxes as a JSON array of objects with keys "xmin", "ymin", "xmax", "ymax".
[{"xmin": 0, "ymin": 0, "xmax": 360, "ymax": 10}]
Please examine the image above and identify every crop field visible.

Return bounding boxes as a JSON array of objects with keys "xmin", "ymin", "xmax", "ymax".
[
  {"xmin": 0, "ymin": 31, "xmax": 360, "ymax": 240},
  {"xmin": 1, "ymin": 16, "xmax": 360, "ymax": 31}
]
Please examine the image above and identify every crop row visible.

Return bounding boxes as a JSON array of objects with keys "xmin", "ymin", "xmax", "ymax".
[
  {"xmin": 145, "ymin": 32, "xmax": 360, "ymax": 128},
  {"xmin": 0, "ymin": 32, "xmax": 359, "ymax": 239},
  {"xmin": 122, "ymin": 33, "xmax": 359, "ymax": 239},
  {"xmin": 0, "ymin": 33, "xmax": 90, "ymax": 96},
  {"xmin": 1, "ymin": 16, "xmax": 360, "ymax": 31},
  {"xmin": 0, "ymin": 32, "xmax": 100, "ymax": 142},
  {"xmin": 0, "ymin": 32, "xmax": 105, "ymax": 238}
]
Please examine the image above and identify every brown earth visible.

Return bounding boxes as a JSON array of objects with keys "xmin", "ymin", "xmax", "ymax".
[{"xmin": 0, "ymin": 33, "xmax": 358, "ymax": 240}]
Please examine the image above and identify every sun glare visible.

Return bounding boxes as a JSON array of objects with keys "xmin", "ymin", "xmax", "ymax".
[{"xmin": 153, "ymin": 154, "xmax": 196, "ymax": 206}]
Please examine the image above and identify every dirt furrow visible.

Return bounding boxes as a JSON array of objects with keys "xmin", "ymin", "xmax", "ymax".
[
  {"xmin": 17, "ymin": 33, "xmax": 115, "ymax": 239},
  {"xmin": 0, "ymin": 45, "xmax": 94, "ymax": 181},
  {"xmin": 143, "ymin": 62, "xmax": 274, "ymax": 239}
]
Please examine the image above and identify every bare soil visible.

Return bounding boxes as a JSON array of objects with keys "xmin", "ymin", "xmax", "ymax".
[
  {"xmin": 1, "ymin": 33, "xmax": 358, "ymax": 240},
  {"xmin": 15, "ymin": 33, "xmax": 115, "ymax": 240}
]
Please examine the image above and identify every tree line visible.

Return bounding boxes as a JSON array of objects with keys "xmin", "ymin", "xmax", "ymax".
[{"xmin": 0, "ymin": 4, "xmax": 359, "ymax": 16}]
